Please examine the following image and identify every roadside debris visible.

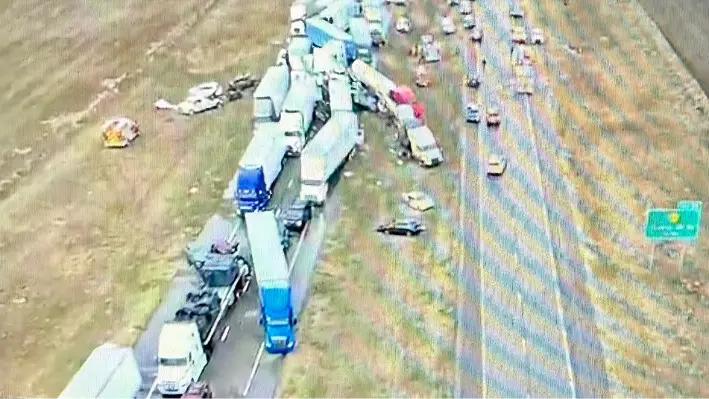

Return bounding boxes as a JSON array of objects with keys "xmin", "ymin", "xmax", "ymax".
[
  {"xmin": 101, "ymin": 117, "xmax": 140, "ymax": 148},
  {"xmin": 401, "ymin": 191, "xmax": 435, "ymax": 211},
  {"xmin": 154, "ymin": 99, "xmax": 176, "ymax": 110}
]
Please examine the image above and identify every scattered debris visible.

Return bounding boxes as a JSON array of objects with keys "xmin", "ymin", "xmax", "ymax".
[
  {"xmin": 176, "ymin": 96, "xmax": 224, "ymax": 115},
  {"xmin": 11, "ymin": 297, "xmax": 27, "ymax": 305},
  {"xmin": 13, "ymin": 147, "xmax": 32, "ymax": 156},
  {"xmin": 154, "ymin": 99, "xmax": 176, "ymax": 110},
  {"xmin": 189, "ymin": 187, "xmax": 199, "ymax": 195},
  {"xmin": 401, "ymin": 191, "xmax": 435, "ymax": 211},
  {"xmin": 343, "ymin": 171, "xmax": 354, "ymax": 178}
]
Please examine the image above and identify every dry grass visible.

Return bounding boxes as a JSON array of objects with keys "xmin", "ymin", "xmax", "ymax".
[
  {"xmin": 0, "ymin": 0, "xmax": 290, "ymax": 396},
  {"xmin": 525, "ymin": 0, "xmax": 709, "ymax": 396}
]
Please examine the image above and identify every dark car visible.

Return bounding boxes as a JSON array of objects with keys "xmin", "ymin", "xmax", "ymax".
[
  {"xmin": 465, "ymin": 73, "xmax": 481, "ymax": 88},
  {"xmin": 376, "ymin": 219, "xmax": 426, "ymax": 236},
  {"xmin": 283, "ymin": 200, "xmax": 313, "ymax": 232},
  {"xmin": 181, "ymin": 381, "xmax": 213, "ymax": 398}
]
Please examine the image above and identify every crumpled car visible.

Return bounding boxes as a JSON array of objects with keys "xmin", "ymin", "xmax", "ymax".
[
  {"xmin": 188, "ymin": 82, "xmax": 224, "ymax": 99},
  {"xmin": 401, "ymin": 191, "xmax": 435, "ymax": 211},
  {"xmin": 177, "ymin": 96, "xmax": 224, "ymax": 115}
]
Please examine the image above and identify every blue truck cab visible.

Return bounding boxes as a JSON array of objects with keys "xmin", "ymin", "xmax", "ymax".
[
  {"xmin": 236, "ymin": 166, "xmax": 270, "ymax": 213},
  {"xmin": 235, "ymin": 124, "xmax": 287, "ymax": 213},
  {"xmin": 244, "ymin": 210, "xmax": 297, "ymax": 355},
  {"xmin": 259, "ymin": 280, "xmax": 296, "ymax": 353}
]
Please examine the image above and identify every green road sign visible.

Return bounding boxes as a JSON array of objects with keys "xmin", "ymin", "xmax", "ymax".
[
  {"xmin": 646, "ymin": 208, "xmax": 701, "ymax": 241},
  {"xmin": 678, "ymin": 200, "xmax": 703, "ymax": 213}
]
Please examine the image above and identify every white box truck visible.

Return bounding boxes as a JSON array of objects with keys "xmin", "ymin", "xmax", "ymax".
[
  {"xmin": 59, "ymin": 343, "xmax": 141, "ymax": 399},
  {"xmin": 252, "ymin": 65, "xmax": 290, "ymax": 123},
  {"xmin": 299, "ymin": 111, "xmax": 360, "ymax": 205},
  {"xmin": 280, "ymin": 73, "xmax": 320, "ymax": 156}
]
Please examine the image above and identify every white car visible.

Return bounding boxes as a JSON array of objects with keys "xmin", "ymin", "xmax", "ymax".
[
  {"xmin": 188, "ymin": 82, "xmax": 223, "ymax": 99},
  {"xmin": 401, "ymin": 191, "xmax": 435, "ymax": 212},
  {"xmin": 531, "ymin": 28, "xmax": 544, "ymax": 44},
  {"xmin": 487, "ymin": 155, "xmax": 508, "ymax": 176},
  {"xmin": 463, "ymin": 15, "xmax": 475, "ymax": 29},
  {"xmin": 396, "ymin": 17, "xmax": 411, "ymax": 33},
  {"xmin": 177, "ymin": 96, "xmax": 224, "ymax": 115},
  {"xmin": 421, "ymin": 34, "xmax": 434, "ymax": 46},
  {"xmin": 441, "ymin": 16, "xmax": 456, "ymax": 35},
  {"xmin": 459, "ymin": 0, "xmax": 473, "ymax": 15}
]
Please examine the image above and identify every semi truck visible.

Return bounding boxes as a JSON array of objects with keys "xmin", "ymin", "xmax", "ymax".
[
  {"xmin": 290, "ymin": 0, "xmax": 329, "ymax": 36},
  {"xmin": 235, "ymin": 126, "xmax": 287, "ymax": 213},
  {"xmin": 280, "ymin": 72, "xmax": 320, "ymax": 156},
  {"xmin": 244, "ymin": 211, "xmax": 297, "ymax": 354},
  {"xmin": 252, "ymin": 64, "xmax": 290, "ymax": 123},
  {"xmin": 318, "ymin": 0, "xmax": 352, "ymax": 32},
  {"xmin": 349, "ymin": 58, "xmax": 398, "ymax": 114},
  {"xmin": 156, "ymin": 220, "xmax": 252, "ymax": 397},
  {"xmin": 362, "ymin": 5, "xmax": 391, "ymax": 46},
  {"xmin": 300, "ymin": 111, "xmax": 360, "ymax": 205},
  {"xmin": 305, "ymin": 18, "xmax": 358, "ymax": 62},
  {"xmin": 348, "ymin": 17, "xmax": 374, "ymax": 64},
  {"xmin": 59, "ymin": 343, "xmax": 141, "ymax": 399},
  {"xmin": 287, "ymin": 36, "xmax": 313, "ymax": 59},
  {"xmin": 328, "ymin": 70, "xmax": 355, "ymax": 113}
]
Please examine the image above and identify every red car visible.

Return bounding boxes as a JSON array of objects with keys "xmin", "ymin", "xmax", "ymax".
[{"xmin": 181, "ymin": 381, "xmax": 213, "ymax": 398}]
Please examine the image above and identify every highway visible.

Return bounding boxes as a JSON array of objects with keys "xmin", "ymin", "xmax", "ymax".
[
  {"xmin": 134, "ymin": 155, "xmax": 333, "ymax": 398},
  {"xmin": 435, "ymin": 0, "xmax": 608, "ymax": 396}
]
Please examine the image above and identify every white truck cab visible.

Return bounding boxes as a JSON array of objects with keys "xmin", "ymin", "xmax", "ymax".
[{"xmin": 156, "ymin": 322, "xmax": 208, "ymax": 397}]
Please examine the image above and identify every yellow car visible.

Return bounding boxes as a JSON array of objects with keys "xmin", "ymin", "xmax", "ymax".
[{"xmin": 401, "ymin": 191, "xmax": 435, "ymax": 211}]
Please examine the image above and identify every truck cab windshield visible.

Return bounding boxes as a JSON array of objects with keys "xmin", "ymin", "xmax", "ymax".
[
  {"xmin": 301, "ymin": 179, "xmax": 322, "ymax": 186},
  {"xmin": 419, "ymin": 144, "xmax": 438, "ymax": 151},
  {"xmin": 238, "ymin": 189, "xmax": 260, "ymax": 199},
  {"xmin": 159, "ymin": 357, "xmax": 187, "ymax": 366}
]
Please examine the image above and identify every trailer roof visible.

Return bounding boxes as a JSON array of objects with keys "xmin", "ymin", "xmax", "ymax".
[
  {"xmin": 244, "ymin": 211, "xmax": 289, "ymax": 283},
  {"xmin": 305, "ymin": 18, "xmax": 353, "ymax": 42},
  {"xmin": 58, "ymin": 343, "xmax": 137, "ymax": 399},
  {"xmin": 239, "ymin": 128, "xmax": 282, "ymax": 166},
  {"xmin": 253, "ymin": 64, "xmax": 289, "ymax": 99}
]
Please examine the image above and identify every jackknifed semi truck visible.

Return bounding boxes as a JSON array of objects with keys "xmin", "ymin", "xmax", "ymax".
[
  {"xmin": 299, "ymin": 111, "xmax": 360, "ymax": 205},
  {"xmin": 235, "ymin": 125, "xmax": 287, "ymax": 213},
  {"xmin": 280, "ymin": 72, "xmax": 320, "ymax": 156},
  {"xmin": 245, "ymin": 211, "xmax": 297, "ymax": 354},
  {"xmin": 327, "ymin": 70, "xmax": 355, "ymax": 113},
  {"xmin": 349, "ymin": 58, "xmax": 397, "ymax": 113},
  {"xmin": 252, "ymin": 64, "xmax": 290, "ymax": 123}
]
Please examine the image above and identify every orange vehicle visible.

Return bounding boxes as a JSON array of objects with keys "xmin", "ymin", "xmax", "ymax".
[{"xmin": 102, "ymin": 117, "xmax": 140, "ymax": 148}]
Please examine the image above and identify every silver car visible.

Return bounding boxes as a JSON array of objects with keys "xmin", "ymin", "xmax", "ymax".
[
  {"xmin": 441, "ymin": 16, "xmax": 456, "ymax": 34},
  {"xmin": 459, "ymin": 0, "xmax": 473, "ymax": 15}
]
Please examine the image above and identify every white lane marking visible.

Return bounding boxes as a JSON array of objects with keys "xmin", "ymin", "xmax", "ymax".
[
  {"xmin": 288, "ymin": 221, "xmax": 309, "ymax": 275},
  {"xmin": 244, "ymin": 309, "xmax": 260, "ymax": 318},
  {"xmin": 146, "ymin": 379, "xmax": 158, "ymax": 399},
  {"xmin": 478, "ymin": 107, "xmax": 489, "ymax": 399},
  {"xmin": 220, "ymin": 326, "xmax": 230, "ymax": 342},
  {"xmin": 243, "ymin": 342, "xmax": 265, "ymax": 396},
  {"xmin": 275, "ymin": 208, "xmax": 281, "ymax": 218},
  {"xmin": 287, "ymin": 178, "xmax": 294, "ymax": 189},
  {"xmin": 524, "ymin": 99, "xmax": 576, "ymax": 398},
  {"xmin": 227, "ymin": 219, "xmax": 241, "ymax": 245}
]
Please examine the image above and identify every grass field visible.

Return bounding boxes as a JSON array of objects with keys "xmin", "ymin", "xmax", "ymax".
[
  {"xmin": 0, "ymin": 0, "xmax": 290, "ymax": 396},
  {"xmin": 526, "ymin": 0, "xmax": 709, "ymax": 396}
]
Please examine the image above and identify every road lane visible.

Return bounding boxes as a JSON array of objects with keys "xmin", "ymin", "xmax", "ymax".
[
  {"xmin": 519, "ymin": 0, "xmax": 611, "ymax": 394},
  {"xmin": 475, "ymin": 0, "xmax": 576, "ymax": 396}
]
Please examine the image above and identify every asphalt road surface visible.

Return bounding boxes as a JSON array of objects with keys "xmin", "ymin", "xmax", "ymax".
[
  {"xmin": 133, "ymin": 154, "xmax": 334, "ymax": 398},
  {"xmin": 440, "ymin": 0, "xmax": 608, "ymax": 396}
]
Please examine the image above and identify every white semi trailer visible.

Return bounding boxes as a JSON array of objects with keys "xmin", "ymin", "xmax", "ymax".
[
  {"xmin": 280, "ymin": 72, "xmax": 320, "ymax": 156},
  {"xmin": 59, "ymin": 343, "xmax": 141, "ymax": 399},
  {"xmin": 299, "ymin": 111, "xmax": 361, "ymax": 205}
]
